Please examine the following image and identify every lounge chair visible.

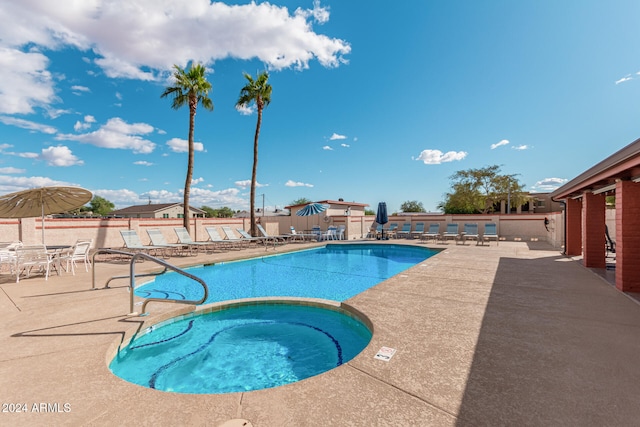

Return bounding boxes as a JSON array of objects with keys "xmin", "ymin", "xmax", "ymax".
[
  {"xmin": 384, "ymin": 223, "xmax": 398, "ymax": 239},
  {"xmin": 256, "ymin": 224, "xmax": 289, "ymax": 245},
  {"xmin": 420, "ymin": 223, "xmax": 440, "ymax": 243},
  {"xmin": 120, "ymin": 230, "xmax": 169, "ymax": 256},
  {"xmin": 204, "ymin": 226, "xmax": 236, "ymax": 250},
  {"xmin": 396, "ymin": 223, "xmax": 412, "ymax": 239},
  {"xmin": 365, "ymin": 225, "xmax": 378, "ymax": 239},
  {"xmin": 58, "ymin": 239, "xmax": 93, "ymax": 274},
  {"xmin": 410, "ymin": 222, "xmax": 425, "ymax": 239},
  {"xmin": 482, "ymin": 223, "xmax": 499, "ymax": 245},
  {"xmin": 173, "ymin": 227, "xmax": 217, "ymax": 252},
  {"xmin": 220, "ymin": 226, "xmax": 251, "ymax": 249},
  {"xmin": 14, "ymin": 244, "xmax": 54, "ymax": 283},
  {"xmin": 462, "ymin": 223, "xmax": 480, "ymax": 245},
  {"xmin": 147, "ymin": 229, "xmax": 193, "ymax": 256},
  {"xmin": 237, "ymin": 228, "xmax": 270, "ymax": 246},
  {"xmin": 288, "ymin": 226, "xmax": 313, "ymax": 242},
  {"xmin": 441, "ymin": 223, "xmax": 460, "ymax": 244}
]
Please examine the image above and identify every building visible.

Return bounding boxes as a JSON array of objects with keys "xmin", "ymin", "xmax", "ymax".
[
  {"xmin": 108, "ymin": 203, "xmax": 206, "ymax": 219},
  {"xmin": 285, "ymin": 200, "xmax": 369, "ymax": 218},
  {"xmin": 550, "ymin": 137, "xmax": 640, "ymax": 292}
]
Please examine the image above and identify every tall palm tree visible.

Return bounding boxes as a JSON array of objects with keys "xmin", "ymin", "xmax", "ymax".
[
  {"xmin": 161, "ymin": 63, "xmax": 213, "ymax": 232},
  {"xmin": 236, "ymin": 71, "xmax": 272, "ymax": 236}
]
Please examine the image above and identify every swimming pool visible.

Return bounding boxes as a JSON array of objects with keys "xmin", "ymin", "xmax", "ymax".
[
  {"xmin": 135, "ymin": 243, "xmax": 438, "ymax": 304},
  {"xmin": 109, "ymin": 301, "xmax": 372, "ymax": 394},
  {"xmin": 111, "ymin": 243, "xmax": 437, "ymax": 393}
]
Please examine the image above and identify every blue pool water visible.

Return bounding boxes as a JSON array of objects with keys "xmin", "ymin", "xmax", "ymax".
[
  {"xmin": 111, "ymin": 244, "xmax": 437, "ymax": 394},
  {"xmin": 109, "ymin": 303, "xmax": 372, "ymax": 394},
  {"xmin": 136, "ymin": 243, "xmax": 438, "ymax": 303}
]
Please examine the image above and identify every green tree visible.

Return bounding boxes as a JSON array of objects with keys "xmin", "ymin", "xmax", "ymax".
[
  {"xmin": 213, "ymin": 207, "xmax": 235, "ymax": 218},
  {"xmin": 200, "ymin": 206, "xmax": 216, "ymax": 218},
  {"xmin": 364, "ymin": 209, "xmax": 375, "ymax": 215},
  {"xmin": 236, "ymin": 71, "xmax": 272, "ymax": 236},
  {"xmin": 400, "ymin": 200, "xmax": 425, "ymax": 213},
  {"xmin": 290, "ymin": 197, "xmax": 312, "ymax": 206},
  {"xmin": 439, "ymin": 165, "xmax": 526, "ymax": 214},
  {"xmin": 89, "ymin": 195, "xmax": 114, "ymax": 216},
  {"xmin": 161, "ymin": 63, "xmax": 214, "ymax": 232}
]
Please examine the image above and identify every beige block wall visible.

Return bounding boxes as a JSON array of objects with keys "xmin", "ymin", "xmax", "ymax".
[{"xmin": 0, "ymin": 212, "xmax": 571, "ymax": 249}]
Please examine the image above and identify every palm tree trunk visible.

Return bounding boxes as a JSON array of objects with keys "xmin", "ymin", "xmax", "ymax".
[
  {"xmin": 250, "ymin": 106, "xmax": 263, "ymax": 237},
  {"xmin": 184, "ymin": 103, "xmax": 196, "ymax": 233}
]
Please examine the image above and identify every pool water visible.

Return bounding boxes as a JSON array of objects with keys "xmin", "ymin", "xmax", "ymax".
[
  {"xmin": 136, "ymin": 243, "xmax": 438, "ymax": 303},
  {"xmin": 109, "ymin": 303, "xmax": 372, "ymax": 394}
]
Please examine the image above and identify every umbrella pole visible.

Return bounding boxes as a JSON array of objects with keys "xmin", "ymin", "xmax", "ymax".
[{"xmin": 41, "ymin": 203, "xmax": 45, "ymax": 245}]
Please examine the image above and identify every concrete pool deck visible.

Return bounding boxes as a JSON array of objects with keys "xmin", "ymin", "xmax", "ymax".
[{"xmin": 1, "ymin": 240, "xmax": 640, "ymax": 426}]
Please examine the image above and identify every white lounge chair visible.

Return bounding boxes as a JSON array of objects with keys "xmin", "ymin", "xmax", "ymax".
[
  {"xmin": 420, "ymin": 223, "xmax": 440, "ymax": 243},
  {"xmin": 482, "ymin": 223, "xmax": 499, "ymax": 245},
  {"xmin": 120, "ymin": 230, "xmax": 168, "ymax": 257},
  {"xmin": 410, "ymin": 222, "xmax": 425, "ymax": 239},
  {"xmin": 174, "ymin": 227, "xmax": 216, "ymax": 252},
  {"xmin": 441, "ymin": 223, "xmax": 460, "ymax": 244},
  {"xmin": 256, "ymin": 224, "xmax": 289, "ymax": 244},
  {"xmin": 462, "ymin": 223, "xmax": 480, "ymax": 245},
  {"xmin": 220, "ymin": 226, "xmax": 250, "ymax": 249},
  {"xmin": 396, "ymin": 223, "xmax": 412, "ymax": 239},
  {"xmin": 147, "ymin": 229, "xmax": 193, "ymax": 256},
  {"xmin": 237, "ymin": 228, "xmax": 270, "ymax": 246}
]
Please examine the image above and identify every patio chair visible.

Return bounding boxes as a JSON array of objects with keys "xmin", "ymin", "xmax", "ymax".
[
  {"xmin": 14, "ymin": 244, "xmax": 53, "ymax": 283},
  {"xmin": 384, "ymin": 223, "xmax": 398, "ymax": 239},
  {"xmin": 204, "ymin": 226, "xmax": 236, "ymax": 250},
  {"xmin": 336, "ymin": 225, "xmax": 346, "ymax": 240},
  {"xmin": 256, "ymin": 224, "xmax": 289, "ymax": 245},
  {"xmin": 120, "ymin": 230, "xmax": 169, "ymax": 257},
  {"xmin": 288, "ymin": 226, "xmax": 310, "ymax": 242},
  {"xmin": 482, "ymin": 223, "xmax": 499, "ymax": 246},
  {"xmin": 0, "ymin": 241, "xmax": 22, "ymax": 273},
  {"xmin": 220, "ymin": 226, "xmax": 251, "ymax": 249},
  {"xmin": 441, "ymin": 223, "xmax": 460, "ymax": 244},
  {"xmin": 462, "ymin": 223, "xmax": 480, "ymax": 245},
  {"xmin": 420, "ymin": 223, "xmax": 440, "ymax": 243},
  {"xmin": 59, "ymin": 239, "xmax": 93, "ymax": 274},
  {"xmin": 147, "ymin": 229, "xmax": 193, "ymax": 256},
  {"xmin": 410, "ymin": 222, "xmax": 425, "ymax": 239},
  {"xmin": 396, "ymin": 223, "xmax": 412, "ymax": 239},
  {"xmin": 173, "ymin": 227, "xmax": 217, "ymax": 253},
  {"xmin": 237, "ymin": 228, "xmax": 270, "ymax": 246}
]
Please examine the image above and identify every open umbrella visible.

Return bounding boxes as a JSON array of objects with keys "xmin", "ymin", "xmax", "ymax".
[
  {"xmin": 296, "ymin": 202, "xmax": 328, "ymax": 230},
  {"xmin": 375, "ymin": 202, "xmax": 388, "ymax": 240},
  {"xmin": 0, "ymin": 186, "xmax": 93, "ymax": 244}
]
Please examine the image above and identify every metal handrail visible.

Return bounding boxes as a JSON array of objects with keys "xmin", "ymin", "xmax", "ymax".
[{"xmin": 91, "ymin": 249, "xmax": 208, "ymax": 315}]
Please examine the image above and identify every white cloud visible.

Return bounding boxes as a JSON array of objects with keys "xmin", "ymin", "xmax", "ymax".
[
  {"xmin": 341, "ymin": 143, "xmax": 350, "ymax": 148},
  {"xmin": 0, "ymin": 167, "xmax": 25, "ymax": 174},
  {"xmin": 490, "ymin": 139, "xmax": 509, "ymax": 149},
  {"xmin": 40, "ymin": 145, "xmax": 84, "ymax": 166},
  {"xmin": 57, "ymin": 117, "xmax": 156, "ymax": 154},
  {"xmin": 191, "ymin": 177, "xmax": 204, "ymax": 185},
  {"xmin": 132, "ymin": 187, "xmax": 246, "ymax": 210},
  {"xmin": 134, "ymin": 161, "xmax": 153, "ymax": 166},
  {"xmin": 0, "ymin": 115, "xmax": 57, "ymax": 134},
  {"xmin": 285, "ymin": 180, "xmax": 314, "ymax": 187},
  {"xmin": 322, "ymin": 145, "xmax": 333, "ymax": 150},
  {"xmin": 166, "ymin": 137, "xmax": 204, "ymax": 153},
  {"xmin": 414, "ymin": 149, "xmax": 467, "ymax": 165},
  {"xmin": 0, "ymin": 1, "xmax": 349, "ymax": 92},
  {"xmin": 533, "ymin": 177, "xmax": 568, "ymax": 191},
  {"xmin": 0, "ymin": 175, "xmax": 80, "ymax": 195},
  {"xmin": 0, "ymin": 47, "xmax": 57, "ymax": 115},
  {"xmin": 329, "ymin": 133, "xmax": 346, "ymax": 140},
  {"xmin": 71, "ymin": 85, "xmax": 90, "ymax": 95},
  {"xmin": 74, "ymin": 115, "xmax": 96, "ymax": 131},
  {"xmin": 512, "ymin": 144, "xmax": 530, "ymax": 150},
  {"xmin": 616, "ymin": 75, "xmax": 633, "ymax": 84},
  {"xmin": 236, "ymin": 104, "xmax": 255, "ymax": 116},
  {"xmin": 234, "ymin": 179, "xmax": 266, "ymax": 189}
]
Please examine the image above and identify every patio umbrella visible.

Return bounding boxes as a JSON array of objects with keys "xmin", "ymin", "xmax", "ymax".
[
  {"xmin": 0, "ymin": 186, "xmax": 93, "ymax": 244},
  {"xmin": 296, "ymin": 202, "xmax": 328, "ymax": 229},
  {"xmin": 375, "ymin": 202, "xmax": 388, "ymax": 240}
]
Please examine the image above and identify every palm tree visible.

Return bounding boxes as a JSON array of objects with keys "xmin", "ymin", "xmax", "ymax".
[
  {"xmin": 236, "ymin": 71, "xmax": 272, "ymax": 236},
  {"xmin": 161, "ymin": 63, "xmax": 214, "ymax": 232}
]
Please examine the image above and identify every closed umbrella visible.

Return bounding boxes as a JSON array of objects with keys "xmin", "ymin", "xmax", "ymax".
[
  {"xmin": 375, "ymin": 202, "xmax": 388, "ymax": 240},
  {"xmin": 0, "ymin": 186, "xmax": 93, "ymax": 244}
]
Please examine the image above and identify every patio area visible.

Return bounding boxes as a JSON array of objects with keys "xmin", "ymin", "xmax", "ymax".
[{"xmin": 1, "ymin": 240, "xmax": 639, "ymax": 426}]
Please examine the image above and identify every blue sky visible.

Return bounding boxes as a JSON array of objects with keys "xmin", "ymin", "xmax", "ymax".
[{"xmin": 2, "ymin": 1, "xmax": 640, "ymax": 213}]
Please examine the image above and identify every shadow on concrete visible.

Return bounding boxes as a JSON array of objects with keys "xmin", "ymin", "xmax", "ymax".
[{"xmin": 455, "ymin": 254, "xmax": 640, "ymax": 425}]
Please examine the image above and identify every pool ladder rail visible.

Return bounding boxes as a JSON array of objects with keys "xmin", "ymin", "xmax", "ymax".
[{"xmin": 91, "ymin": 249, "xmax": 208, "ymax": 316}]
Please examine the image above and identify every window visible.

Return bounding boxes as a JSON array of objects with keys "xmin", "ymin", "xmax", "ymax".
[
  {"xmin": 162, "ymin": 213, "xmax": 169, "ymax": 218},
  {"xmin": 177, "ymin": 214, "xmax": 184, "ymax": 218}
]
